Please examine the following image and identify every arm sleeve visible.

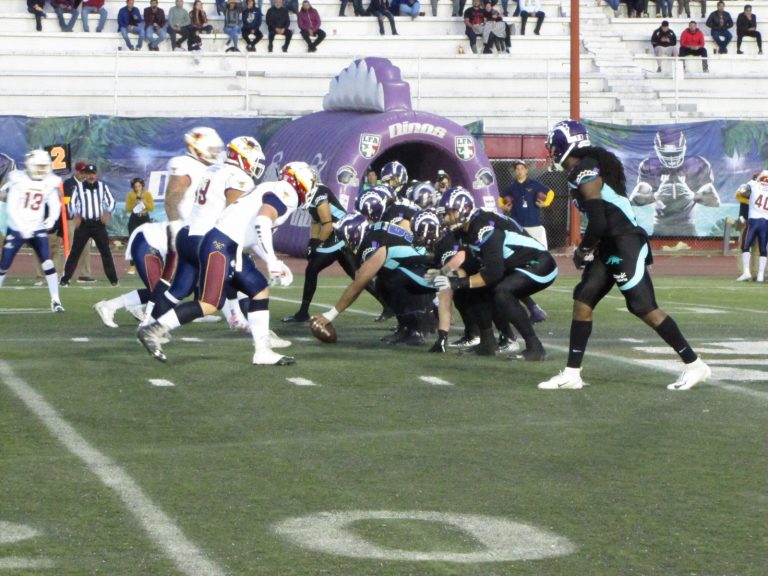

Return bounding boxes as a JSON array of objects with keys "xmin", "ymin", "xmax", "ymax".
[
  {"xmin": 579, "ymin": 198, "xmax": 606, "ymax": 251},
  {"xmin": 252, "ymin": 214, "xmax": 278, "ymax": 267},
  {"xmin": 103, "ymin": 185, "xmax": 116, "ymax": 213}
]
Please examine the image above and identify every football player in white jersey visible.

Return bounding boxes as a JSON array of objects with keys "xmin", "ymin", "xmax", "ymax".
[
  {"xmin": 145, "ymin": 135, "xmax": 265, "ymax": 324},
  {"xmin": 736, "ymin": 170, "xmax": 768, "ymax": 282},
  {"xmin": 137, "ymin": 161, "xmax": 318, "ymax": 366},
  {"xmin": 0, "ymin": 150, "xmax": 65, "ymax": 312}
]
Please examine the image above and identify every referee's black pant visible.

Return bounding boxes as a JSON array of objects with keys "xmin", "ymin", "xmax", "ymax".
[{"xmin": 62, "ymin": 220, "xmax": 118, "ymax": 284}]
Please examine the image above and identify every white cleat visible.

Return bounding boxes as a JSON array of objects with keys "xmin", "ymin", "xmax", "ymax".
[
  {"xmin": 127, "ymin": 304, "xmax": 146, "ymax": 322},
  {"xmin": 94, "ymin": 301, "xmax": 118, "ymax": 327},
  {"xmin": 538, "ymin": 367, "xmax": 585, "ymax": 390},
  {"xmin": 136, "ymin": 323, "xmax": 169, "ymax": 362},
  {"xmin": 51, "ymin": 300, "xmax": 65, "ymax": 313},
  {"xmin": 757, "ymin": 275, "xmax": 765, "ymax": 283},
  {"xmin": 252, "ymin": 349, "xmax": 295, "ymax": 366},
  {"xmin": 736, "ymin": 272, "xmax": 752, "ymax": 282},
  {"xmin": 667, "ymin": 358, "xmax": 711, "ymax": 391},
  {"xmin": 269, "ymin": 330, "xmax": 291, "ymax": 348}
]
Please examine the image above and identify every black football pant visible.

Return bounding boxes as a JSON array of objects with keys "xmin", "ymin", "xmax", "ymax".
[
  {"xmin": 377, "ymin": 269, "xmax": 434, "ymax": 332},
  {"xmin": 63, "ymin": 220, "xmax": 117, "ymax": 284}
]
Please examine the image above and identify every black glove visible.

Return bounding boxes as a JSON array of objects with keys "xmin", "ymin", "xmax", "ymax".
[
  {"xmin": 306, "ymin": 238, "xmax": 322, "ymax": 260},
  {"xmin": 572, "ymin": 246, "xmax": 594, "ymax": 270},
  {"xmin": 428, "ymin": 330, "xmax": 448, "ymax": 353}
]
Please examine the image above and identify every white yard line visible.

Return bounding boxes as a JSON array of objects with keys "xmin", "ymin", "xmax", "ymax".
[
  {"xmin": 419, "ymin": 376, "xmax": 454, "ymax": 386},
  {"xmin": 0, "ymin": 558, "xmax": 55, "ymax": 569},
  {"xmin": 286, "ymin": 377, "xmax": 318, "ymax": 387},
  {"xmin": 149, "ymin": 379, "xmax": 175, "ymax": 387},
  {"xmin": 0, "ymin": 361, "xmax": 227, "ymax": 576}
]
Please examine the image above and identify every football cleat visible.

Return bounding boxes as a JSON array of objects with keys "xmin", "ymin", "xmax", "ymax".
[
  {"xmin": 127, "ymin": 305, "xmax": 146, "ymax": 322},
  {"xmin": 94, "ymin": 301, "xmax": 118, "ymax": 327},
  {"xmin": 529, "ymin": 305, "xmax": 548, "ymax": 323},
  {"xmin": 252, "ymin": 349, "xmax": 295, "ymax": 365},
  {"xmin": 402, "ymin": 329, "xmax": 425, "ymax": 346},
  {"xmin": 51, "ymin": 300, "xmax": 65, "ymax": 313},
  {"xmin": 667, "ymin": 358, "xmax": 711, "ymax": 391},
  {"xmin": 137, "ymin": 323, "xmax": 169, "ymax": 362},
  {"xmin": 515, "ymin": 344, "xmax": 547, "ymax": 362},
  {"xmin": 736, "ymin": 272, "xmax": 752, "ymax": 282},
  {"xmin": 269, "ymin": 330, "xmax": 291, "ymax": 348},
  {"xmin": 282, "ymin": 312, "xmax": 310, "ymax": 323},
  {"xmin": 538, "ymin": 367, "xmax": 585, "ymax": 390},
  {"xmin": 497, "ymin": 334, "xmax": 521, "ymax": 355},
  {"xmin": 448, "ymin": 334, "xmax": 480, "ymax": 349}
]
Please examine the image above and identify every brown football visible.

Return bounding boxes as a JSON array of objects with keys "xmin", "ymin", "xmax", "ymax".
[{"xmin": 309, "ymin": 316, "xmax": 337, "ymax": 343}]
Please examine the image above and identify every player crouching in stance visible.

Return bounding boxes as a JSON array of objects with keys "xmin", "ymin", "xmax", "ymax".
[
  {"xmin": 537, "ymin": 120, "xmax": 710, "ymax": 391},
  {"xmin": 137, "ymin": 161, "xmax": 317, "ymax": 365},
  {"xmin": 0, "ymin": 149, "xmax": 65, "ymax": 312},
  {"xmin": 430, "ymin": 187, "xmax": 556, "ymax": 361}
]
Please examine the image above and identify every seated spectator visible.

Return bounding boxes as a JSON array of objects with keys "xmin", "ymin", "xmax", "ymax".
[
  {"xmin": 118, "ymin": 0, "xmax": 145, "ymax": 50},
  {"xmin": 677, "ymin": 0, "xmax": 691, "ymax": 17},
  {"xmin": 736, "ymin": 4, "xmax": 762, "ymax": 54},
  {"xmin": 518, "ymin": 0, "xmax": 544, "ymax": 35},
  {"xmin": 81, "ymin": 0, "xmax": 107, "ymax": 32},
  {"xmin": 706, "ymin": 1, "xmax": 734, "ymax": 53},
  {"xmin": 340, "ymin": 0, "xmax": 366, "ymax": 15},
  {"xmin": 368, "ymin": 0, "xmax": 398, "ymax": 35},
  {"xmin": 298, "ymin": 0, "xmax": 326, "ymax": 52},
  {"xmin": 51, "ymin": 0, "xmax": 79, "ymax": 32},
  {"xmin": 186, "ymin": 0, "xmax": 213, "ymax": 51},
  {"xmin": 216, "ymin": 0, "xmax": 227, "ymax": 15},
  {"xmin": 27, "ymin": 0, "xmax": 47, "ymax": 32},
  {"xmin": 242, "ymin": 0, "xmax": 264, "ymax": 51},
  {"xmin": 144, "ymin": 0, "xmax": 168, "ymax": 51},
  {"xmin": 223, "ymin": 0, "xmax": 244, "ymax": 52},
  {"xmin": 266, "ymin": 0, "xmax": 293, "ymax": 52},
  {"xmin": 399, "ymin": 0, "xmax": 421, "ymax": 19},
  {"xmin": 453, "ymin": 0, "xmax": 467, "ymax": 16},
  {"xmin": 655, "ymin": 0, "xmax": 672, "ymax": 17},
  {"xmin": 680, "ymin": 19, "xmax": 709, "ymax": 71},
  {"xmin": 168, "ymin": 0, "xmax": 191, "ymax": 51},
  {"xmin": 482, "ymin": 1, "xmax": 509, "ymax": 52},
  {"xmin": 698, "ymin": 0, "xmax": 707, "ymax": 17},
  {"xmin": 628, "ymin": 0, "xmax": 649, "ymax": 17},
  {"xmin": 652, "ymin": 20, "xmax": 678, "ymax": 72},
  {"xmin": 464, "ymin": 0, "xmax": 485, "ymax": 53}
]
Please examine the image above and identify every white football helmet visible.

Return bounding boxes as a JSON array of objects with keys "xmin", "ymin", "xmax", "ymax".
[
  {"xmin": 25, "ymin": 149, "xmax": 52, "ymax": 181},
  {"xmin": 759, "ymin": 170, "xmax": 768, "ymax": 183},
  {"xmin": 279, "ymin": 161, "xmax": 318, "ymax": 206},
  {"xmin": 225, "ymin": 136, "xmax": 266, "ymax": 180},
  {"xmin": 184, "ymin": 126, "xmax": 225, "ymax": 166}
]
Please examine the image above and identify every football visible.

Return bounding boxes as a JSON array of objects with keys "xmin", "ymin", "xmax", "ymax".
[
  {"xmin": 309, "ymin": 316, "xmax": 337, "ymax": 343},
  {"xmin": 536, "ymin": 191, "xmax": 548, "ymax": 204}
]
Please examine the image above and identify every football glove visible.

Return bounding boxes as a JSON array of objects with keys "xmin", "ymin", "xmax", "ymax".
[
  {"xmin": 572, "ymin": 246, "xmax": 595, "ymax": 270},
  {"xmin": 306, "ymin": 238, "xmax": 321, "ymax": 260},
  {"xmin": 268, "ymin": 260, "xmax": 294, "ymax": 287},
  {"xmin": 433, "ymin": 274, "xmax": 469, "ymax": 291}
]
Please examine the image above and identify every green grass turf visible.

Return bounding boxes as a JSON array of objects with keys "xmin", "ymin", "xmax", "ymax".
[{"xmin": 0, "ymin": 274, "xmax": 766, "ymax": 575}]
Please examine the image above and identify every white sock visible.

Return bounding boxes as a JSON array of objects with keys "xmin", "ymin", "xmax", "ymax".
[
  {"xmin": 759, "ymin": 256, "xmax": 767, "ymax": 277},
  {"xmin": 248, "ymin": 309, "xmax": 270, "ymax": 351},
  {"xmin": 140, "ymin": 301, "xmax": 156, "ymax": 326},
  {"xmin": 742, "ymin": 251, "xmax": 751, "ymax": 273},
  {"xmin": 46, "ymin": 272, "xmax": 60, "ymax": 301},
  {"xmin": 157, "ymin": 309, "xmax": 181, "ymax": 330},
  {"xmin": 121, "ymin": 290, "xmax": 143, "ymax": 308},
  {"xmin": 0, "ymin": 273, "xmax": 7, "ymax": 288}
]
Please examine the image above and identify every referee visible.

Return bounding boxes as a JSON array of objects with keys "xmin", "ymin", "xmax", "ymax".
[{"xmin": 60, "ymin": 164, "xmax": 119, "ymax": 286}]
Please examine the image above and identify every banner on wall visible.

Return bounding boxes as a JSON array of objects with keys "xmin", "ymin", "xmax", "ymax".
[{"xmin": 586, "ymin": 120, "xmax": 767, "ymax": 237}]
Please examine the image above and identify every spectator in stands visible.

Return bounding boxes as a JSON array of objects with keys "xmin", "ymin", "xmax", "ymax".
[
  {"xmin": 698, "ymin": 0, "xmax": 707, "ymax": 17},
  {"xmin": 361, "ymin": 168, "xmax": 379, "ymax": 192},
  {"xmin": 652, "ymin": 19, "xmax": 678, "ymax": 72},
  {"xmin": 168, "ymin": 0, "xmax": 191, "ymax": 50},
  {"xmin": 655, "ymin": 0, "xmax": 672, "ymax": 17},
  {"xmin": 482, "ymin": 2, "xmax": 508, "ymax": 52},
  {"xmin": 368, "ymin": 0, "xmax": 399, "ymax": 35},
  {"xmin": 399, "ymin": 0, "xmax": 422, "ymax": 19},
  {"xmin": 216, "ymin": 0, "xmax": 227, "ymax": 15},
  {"xmin": 464, "ymin": 0, "xmax": 485, "ymax": 53},
  {"xmin": 266, "ymin": 0, "xmax": 293, "ymax": 52},
  {"xmin": 706, "ymin": 1, "xmax": 734, "ymax": 53},
  {"xmin": 223, "ymin": 0, "xmax": 244, "ymax": 52},
  {"xmin": 81, "ymin": 0, "xmax": 107, "ymax": 32},
  {"xmin": 51, "ymin": 0, "xmax": 79, "ymax": 32},
  {"xmin": 736, "ymin": 4, "xmax": 762, "ymax": 54},
  {"xmin": 27, "ymin": 0, "xmax": 47, "ymax": 32},
  {"xmin": 340, "ymin": 0, "xmax": 366, "ymax": 16},
  {"xmin": 677, "ymin": 0, "xmax": 691, "ymax": 17},
  {"xmin": 518, "ymin": 0, "xmax": 544, "ymax": 35},
  {"xmin": 242, "ymin": 0, "xmax": 264, "ymax": 51},
  {"xmin": 186, "ymin": 0, "xmax": 213, "ymax": 51},
  {"xmin": 428, "ymin": 0, "xmax": 439, "ymax": 16},
  {"xmin": 144, "ymin": 0, "xmax": 168, "ymax": 51},
  {"xmin": 680, "ymin": 19, "xmax": 709, "ymax": 71},
  {"xmin": 454, "ymin": 0, "xmax": 468, "ymax": 16},
  {"xmin": 118, "ymin": 0, "xmax": 144, "ymax": 50},
  {"xmin": 298, "ymin": 1, "xmax": 326, "ymax": 52}
]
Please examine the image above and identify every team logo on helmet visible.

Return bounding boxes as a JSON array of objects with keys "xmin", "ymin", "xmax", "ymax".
[
  {"xmin": 359, "ymin": 134, "xmax": 381, "ymax": 159},
  {"xmin": 472, "ymin": 167, "xmax": 495, "ymax": 189},
  {"xmin": 455, "ymin": 136, "xmax": 476, "ymax": 161}
]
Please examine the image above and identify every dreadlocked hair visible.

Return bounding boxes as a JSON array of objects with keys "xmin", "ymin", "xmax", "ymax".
[{"xmin": 571, "ymin": 146, "xmax": 627, "ymax": 196}]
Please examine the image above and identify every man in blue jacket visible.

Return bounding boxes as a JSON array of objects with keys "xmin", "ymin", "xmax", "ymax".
[{"xmin": 118, "ymin": 0, "xmax": 145, "ymax": 51}]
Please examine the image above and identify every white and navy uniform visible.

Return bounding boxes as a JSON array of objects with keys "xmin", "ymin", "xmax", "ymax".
[
  {"xmin": 167, "ymin": 162, "xmax": 255, "ymax": 302},
  {"xmin": 126, "ymin": 222, "xmax": 168, "ymax": 292},
  {"xmin": 0, "ymin": 169, "xmax": 61, "ymax": 276},
  {"xmin": 195, "ymin": 180, "xmax": 299, "ymax": 308},
  {"xmin": 742, "ymin": 179, "xmax": 768, "ymax": 257}
]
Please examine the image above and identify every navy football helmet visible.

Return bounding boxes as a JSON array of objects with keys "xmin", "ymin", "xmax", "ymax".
[
  {"xmin": 380, "ymin": 161, "xmax": 409, "ymax": 188},
  {"xmin": 546, "ymin": 120, "xmax": 591, "ymax": 167},
  {"xmin": 409, "ymin": 181, "xmax": 440, "ymax": 209},
  {"xmin": 654, "ymin": 129, "xmax": 686, "ymax": 169},
  {"xmin": 412, "ymin": 209, "xmax": 442, "ymax": 249},
  {"xmin": 438, "ymin": 186, "xmax": 475, "ymax": 231},
  {"xmin": 356, "ymin": 188, "xmax": 388, "ymax": 222},
  {"xmin": 335, "ymin": 212, "xmax": 368, "ymax": 253}
]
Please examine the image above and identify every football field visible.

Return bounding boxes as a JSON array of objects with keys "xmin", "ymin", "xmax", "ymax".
[{"xmin": 0, "ymin": 273, "xmax": 766, "ymax": 575}]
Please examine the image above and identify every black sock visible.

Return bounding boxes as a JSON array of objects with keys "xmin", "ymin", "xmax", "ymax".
[
  {"xmin": 654, "ymin": 316, "xmax": 697, "ymax": 364},
  {"xmin": 567, "ymin": 320, "xmax": 592, "ymax": 369},
  {"xmin": 175, "ymin": 301, "xmax": 205, "ymax": 326}
]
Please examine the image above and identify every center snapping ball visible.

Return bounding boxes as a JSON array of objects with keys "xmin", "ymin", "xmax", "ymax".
[{"xmin": 310, "ymin": 316, "xmax": 337, "ymax": 343}]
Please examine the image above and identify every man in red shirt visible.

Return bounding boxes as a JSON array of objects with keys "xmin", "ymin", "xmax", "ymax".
[{"xmin": 679, "ymin": 20, "xmax": 709, "ymax": 72}]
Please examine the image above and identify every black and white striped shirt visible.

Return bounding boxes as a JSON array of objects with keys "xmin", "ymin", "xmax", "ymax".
[{"xmin": 70, "ymin": 180, "xmax": 115, "ymax": 221}]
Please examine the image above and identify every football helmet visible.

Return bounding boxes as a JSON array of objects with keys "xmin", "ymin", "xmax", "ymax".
[
  {"xmin": 356, "ymin": 188, "xmax": 388, "ymax": 222},
  {"xmin": 25, "ymin": 149, "xmax": 52, "ymax": 180},
  {"xmin": 412, "ymin": 208, "xmax": 442, "ymax": 249},
  {"xmin": 759, "ymin": 170, "xmax": 768, "ymax": 183},
  {"xmin": 654, "ymin": 129, "xmax": 686, "ymax": 169},
  {"xmin": 335, "ymin": 212, "xmax": 368, "ymax": 253},
  {"xmin": 409, "ymin": 181, "xmax": 440, "ymax": 209},
  {"xmin": 226, "ymin": 136, "xmax": 266, "ymax": 181},
  {"xmin": 439, "ymin": 186, "xmax": 475, "ymax": 231},
  {"xmin": 546, "ymin": 120, "xmax": 591, "ymax": 166},
  {"xmin": 184, "ymin": 126, "xmax": 225, "ymax": 166},
  {"xmin": 279, "ymin": 161, "xmax": 318, "ymax": 206},
  {"xmin": 380, "ymin": 161, "xmax": 408, "ymax": 188}
]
